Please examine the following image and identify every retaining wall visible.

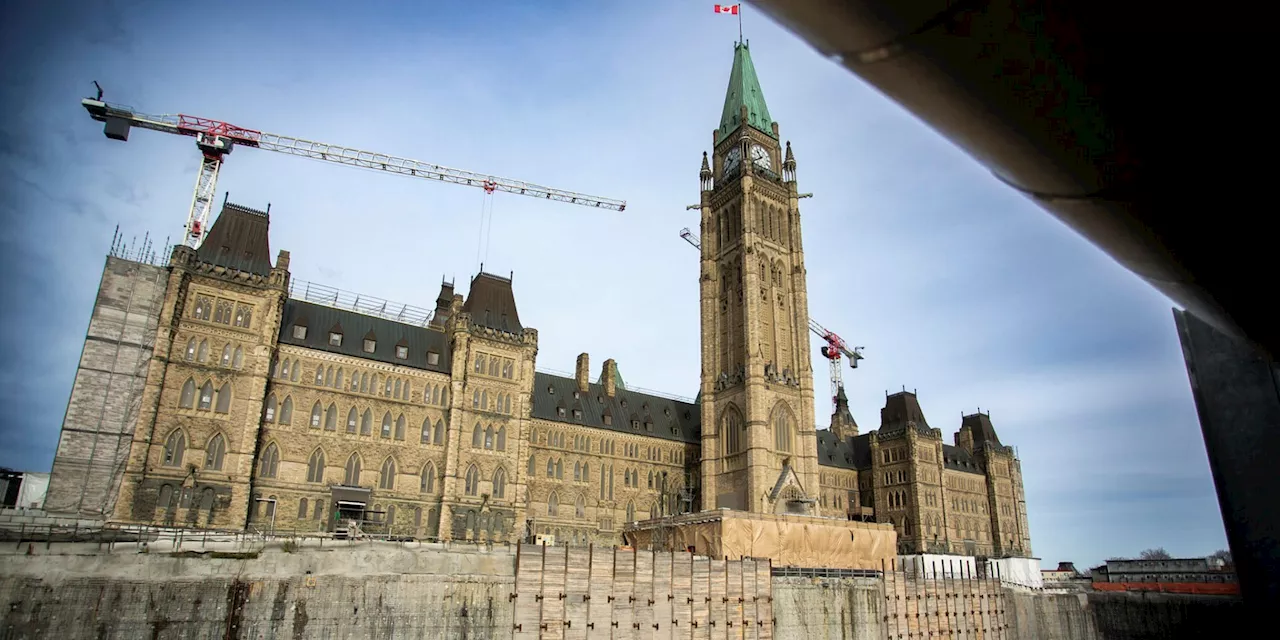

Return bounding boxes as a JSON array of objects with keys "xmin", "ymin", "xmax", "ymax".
[{"xmin": 0, "ymin": 542, "xmax": 1247, "ymax": 639}]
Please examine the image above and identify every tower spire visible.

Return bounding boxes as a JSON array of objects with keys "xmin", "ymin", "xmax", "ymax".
[{"xmin": 716, "ymin": 41, "xmax": 775, "ymax": 145}]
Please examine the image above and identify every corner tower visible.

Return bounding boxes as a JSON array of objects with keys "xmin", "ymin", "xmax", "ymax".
[{"xmin": 698, "ymin": 41, "xmax": 819, "ymax": 513}]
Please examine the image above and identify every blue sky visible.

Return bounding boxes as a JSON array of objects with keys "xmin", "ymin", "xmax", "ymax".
[{"xmin": 0, "ymin": 0, "xmax": 1226, "ymax": 568}]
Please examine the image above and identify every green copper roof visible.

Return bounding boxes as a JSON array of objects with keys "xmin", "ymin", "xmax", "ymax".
[
  {"xmin": 596, "ymin": 365, "xmax": 626, "ymax": 391},
  {"xmin": 717, "ymin": 41, "xmax": 776, "ymax": 144}
]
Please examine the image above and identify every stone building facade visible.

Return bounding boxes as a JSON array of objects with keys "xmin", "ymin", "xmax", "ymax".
[{"xmin": 46, "ymin": 41, "xmax": 1032, "ymax": 558}]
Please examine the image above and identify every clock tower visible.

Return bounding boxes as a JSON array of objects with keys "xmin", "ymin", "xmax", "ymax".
[{"xmin": 697, "ymin": 41, "xmax": 820, "ymax": 513}]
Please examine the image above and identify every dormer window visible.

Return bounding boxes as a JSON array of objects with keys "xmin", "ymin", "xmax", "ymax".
[
  {"xmin": 573, "ymin": 409, "xmax": 582, "ymax": 419},
  {"xmin": 395, "ymin": 345, "xmax": 408, "ymax": 359},
  {"xmin": 427, "ymin": 352, "xmax": 440, "ymax": 365},
  {"xmin": 557, "ymin": 407, "xmax": 566, "ymax": 417},
  {"xmin": 548, "ymin": 386, "xmax": 555, "ymax": 394},
  {"xmin": 293, "ymin": 325, "xmax": 307, "ymax": 340},
  {"xmin": 620, "ymin": 399, "xmax": 628, "ymax": 409},
  {"xmin": 603, "ymin": 414, "xmax": 613, "ymax": 426},
  {"xmin": 329, "ymin": 332, "xmax": 342, "ymax": 346},
  {"xmin": 363, "ymin": 339, "xmax": 376, "ymax": 353},
  {"xmin": 573, "ymin": 391, "xmax": 580, "ymax": 400},
  {"xmin": 631, "ymin": 420, "xmax": 640, "ymax": 430}
]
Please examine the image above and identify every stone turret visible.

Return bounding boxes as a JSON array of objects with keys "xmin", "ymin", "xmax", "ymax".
[{"xmin": 830, "ymin": 384, "xmax": 858, "ymax": 440}]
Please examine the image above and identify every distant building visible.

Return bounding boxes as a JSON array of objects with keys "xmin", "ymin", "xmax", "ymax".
[
  {"xmin": 1092, "ymin": 558, "xmax": 1237, "ymax": 584},
  {"xmin": 1042, "ymin": 561, "xmax": 1082, "ymax": 582}
]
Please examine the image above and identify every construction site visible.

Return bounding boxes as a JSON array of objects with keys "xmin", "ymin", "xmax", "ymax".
[{"xmin": 0, "ymin": 2, "xmax": 1257, "ymax": 636}]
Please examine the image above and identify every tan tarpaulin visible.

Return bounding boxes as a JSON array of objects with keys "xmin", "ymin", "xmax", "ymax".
[{"xmin": 628, "ymin": 512, "xmax": 896, "ymax": 570}]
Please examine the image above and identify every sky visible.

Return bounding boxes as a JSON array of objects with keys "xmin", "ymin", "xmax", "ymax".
[{"xmin": 0, "ymin": 0, "xmax": 1226, "ymax": 568}]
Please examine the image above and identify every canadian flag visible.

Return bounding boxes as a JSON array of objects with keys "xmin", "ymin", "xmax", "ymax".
[{"xmin": 714, "ymin": 4, "xmax": 739, "ymax": 15}]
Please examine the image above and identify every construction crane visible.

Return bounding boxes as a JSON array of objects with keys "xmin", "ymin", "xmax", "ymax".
[
  {"xmin": 81, "ymin": 96, "xmax": 626, "ymax": 249},
  {"xmin": 679, "ymin": 228, "xmax": 864, "ymax": 412}
]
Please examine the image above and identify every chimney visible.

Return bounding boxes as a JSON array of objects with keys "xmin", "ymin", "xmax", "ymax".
[
  {"xmin": 602, "ymin": 359, "xmax": 618, "ymax": 397},
  {"xmin": 575, "ymin": 353, "xmax": 590, "ymax": 392}
]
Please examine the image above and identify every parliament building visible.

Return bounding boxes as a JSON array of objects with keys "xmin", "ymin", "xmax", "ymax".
[{"xmin": 46, "ymin": 42, "xmax": 1032, "ymax": 558}]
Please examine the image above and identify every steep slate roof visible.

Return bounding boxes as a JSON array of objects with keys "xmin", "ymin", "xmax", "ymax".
[
  {"xmin": 462, "ymin": 272, "xmax": 522, "ymax": 332},
  {"xmin": 880, "ymin": 391, "xmax": 932, "ymax": 432},
  {"xmin": 717, "ymin": 41, "xmax": 776, "ymax": 144},
  {"xmin": 530, "ymin": 372, "xmax": 701, "ymax": 445},
  {"xmin": 196, "ymin": 202, "xmax": 273, "ymax": 275},
  {"xmin": 962, "ymin": 412, "xmax": 1003, "ymax": 448},
  {"xmin": 816, "ymin": 431, "xmax": 873, "ymax": 470},
  {"xmin": 942, "ymin": 444, "xmax": 984, "ymax": 474},
  {"xmin": 831, "ymin": 385, "xmax": 857, "ymax": 429},
  {"xmin": 278, "ymin": 299, "xmax": 452, "ymax": 374}
]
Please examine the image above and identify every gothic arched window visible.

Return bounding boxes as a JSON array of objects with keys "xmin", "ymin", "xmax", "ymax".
[
  {"xmin": 379, "ymin": 457, "xmax": 396, "ymax": 490},
  {"xmin": 394, "ymin": 414, "xmax": 406, "ymax": 441},
  {"xmin": 464, "ymin": 464, "xmax": 480, "ymax": 496},
  {"xmin": 774, "ymin": 404, "xmax": 794, "ymax": 453},
  {"xmin": 434, "ymin": 420, "xmax": 445, "ymax": 445},
  {"xmin": 279, "ymin": 396, "xmax": 293, "ymax": 424},
  {"xmin": 214, "ymin": 382, "xmax": 231, "ymax": 413},
  {"xmin": 179, "ymin": 378, "xmax": 196, "ymax": 409},
  {"xmin": 484, "ymin": 467, "xmax": 503, "ymax": 500},
  {"xmin": 204, "ymin": 434, "xmax": 225, "ymax": 471},
  {"xmin": 548, "ymin": 492, "xmax": 559, "ymax": 517},
  {"xmin": 307, "ymin": 449, "xmax": 325, "ymax": 483},
  {"xmin": 162, "ymin": 430, "xmax": 185, "ymax": 467},
  {"xmin": 381, "ymin": 412, "xmax": 392, "ymax": 438},
  {"xmin": 344, "ymin": 454, "xmax": 362, "ymax": 485},
  {"xmin": 420, "ymin": 463, "xmax": 436, "ymax": 493},
  {"xmin": 361, "ymin": 409, "xmax": 372, "ymax": 435},
  {"xmin": 496, "ymin": 426, "xmax": 506, "ymax": 451},
  {"xmin": 258, "ymin": 443, "xmax": 279, "ymax": 478},
  {"xmin": 347, "ymin": 407, "xmax": 358, "ymax": 433}
]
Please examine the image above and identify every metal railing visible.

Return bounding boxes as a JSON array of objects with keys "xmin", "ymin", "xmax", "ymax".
[
  {"xmin": 772, "ymin": 566, "xmax": 882, "ymax": 579},
  {"xmin": 288, "ymin": 278, "xmax": 435, "ymax": 327}
]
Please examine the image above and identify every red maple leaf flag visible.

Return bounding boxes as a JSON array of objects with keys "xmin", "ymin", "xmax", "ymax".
[{"xmin": 714, "ymin": 4, "xmax": 740, "ymax": 15}]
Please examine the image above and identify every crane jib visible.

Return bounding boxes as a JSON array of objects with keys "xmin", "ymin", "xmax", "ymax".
[{"xmin": 79, "ymin": 97, "xmax": 625, "ymax": 217}]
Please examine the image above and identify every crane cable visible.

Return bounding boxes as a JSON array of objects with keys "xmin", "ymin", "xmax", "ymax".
[{"xmin": 475, "ymin": 181, "xmax": 497, "ymax": 273}]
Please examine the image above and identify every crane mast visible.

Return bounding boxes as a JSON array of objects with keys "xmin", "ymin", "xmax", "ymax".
[
  {"xmin": 82, "ymin": 98, "xmax": 626, "ymax": 249},
  {"xmin": 680, "ymin": 228, "xmax": 864, "ymax": 412}
]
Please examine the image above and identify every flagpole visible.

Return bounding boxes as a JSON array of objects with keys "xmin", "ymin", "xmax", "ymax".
[{"xmin": 738, "ymin": 5, "xmax": 743, "ymax": 43}]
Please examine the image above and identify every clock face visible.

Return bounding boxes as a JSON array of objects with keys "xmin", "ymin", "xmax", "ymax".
[
  {"xmin": 750, "ymin": 145, "xmax": 771, "ymax": 170},
  {"xmin": 724, "ymin": 147, "xmax": 742, "ymax": 172}
]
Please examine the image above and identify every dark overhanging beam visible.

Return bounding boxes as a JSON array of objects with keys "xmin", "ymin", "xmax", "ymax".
[{"xmin": 749, "ymin": 0, "xmax": 1276, "ymax": 359}]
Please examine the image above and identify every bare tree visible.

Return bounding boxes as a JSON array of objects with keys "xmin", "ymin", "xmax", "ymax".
[
  {"xmin": 1209, "ymin": 549, "xmax": 1232, "ymax": 566},
  {"xmin": 1139, "ymin": 547, "xmax": 1172, "ymax": 560}
]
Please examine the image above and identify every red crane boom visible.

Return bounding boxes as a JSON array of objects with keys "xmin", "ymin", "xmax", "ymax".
[{"xmin": 82, "ymin": 98, "xmax": 626, "ymax": 249}]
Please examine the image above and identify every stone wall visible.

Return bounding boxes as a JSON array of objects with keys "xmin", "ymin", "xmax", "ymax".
[
  {"xmin": 0, "ymin": 541, "xmax": 1247, "ymax": 639},
  {"xmin": 1, "ymin": 541, "xmax": 516, "ymax": 639},
  {"xmin": 45, "ymin": 257, "xmax": 169, "ymax": 517}
]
